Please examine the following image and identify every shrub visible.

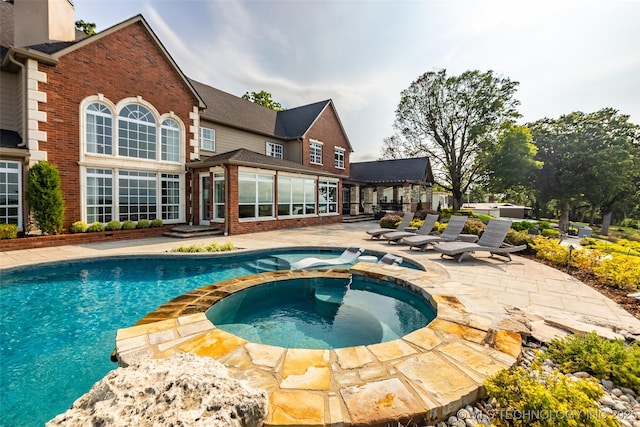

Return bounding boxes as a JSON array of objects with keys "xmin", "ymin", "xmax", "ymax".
[
  {"xmin": 580, "ymin": 238, "xmax": 640, "ymax": 257},
  {"xmin": 136, "ymin": 219, "xmax": 150, "ymax": 229},
  {"xmin": 170, "ymin": 244, "xmax": 207, "ymax": 253},
  {"xmin": 379, "ymin": 214, "xmax": 403, "ymax": 229},
  {"xmin": 86, "ymin": 222, "xmax": 105, "ymax": 232},
  {"xmin": 485, "ymin": 364, "xmax": 617, "ymax": 427},
  {"xmin": 0, "ymin": 224, "xmax": 18, "ymax": 239},
  {"xmin": 105, "ymin": 220, "xmax": 122, "ymax": 231},
  {"xmin": 206, "ymin": 242, "xmax": 236, "ymax": 252},
  {"xmin": 70, "ymin": 221, "xmax": 88, "ymax": 234},
  {"xmin": 462, "ymin": 219, "xmax": 486, "ymax": 236},
  {"xmin": 544, "ymin": 332, "xmax": 640, "ymax": 394},
  {"xmin": 530, "ymin": 237, "xmax": 569, "ymax": 265},
  {"xmin": 620, "ymin": 218, "xmax": 639, "ymax": 229},
  {"xmin": 510, "ymin": 221, "xmax": 533, "ymax": 232},
  {"xmin": 149, "ymin": 218, "xmax": 163, "ymax": 228},
  {"xmin": 593, "ymin": 254, "xmax": 640, "ymax": 290},
  {"xmin": 26, "ymin": 162, "xmax": 64, "ymax": 235},
  {"xmin": 541, "ymin": 228, "xmax": 561, "ymax": 238},
  {"xmin": 505, "ymin": 229, "xmax": 535, "ymax": 254},
  {"xmin": 122, "ymin": 220, "xmax": 136, "ymax": 230}
]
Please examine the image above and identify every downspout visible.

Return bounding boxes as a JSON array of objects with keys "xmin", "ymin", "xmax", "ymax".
[{"xmin": 8, "ymin": 51, "xmax": 28, "ymax": 148}]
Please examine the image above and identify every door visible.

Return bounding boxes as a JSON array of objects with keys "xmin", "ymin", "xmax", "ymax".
[
  {"xmin": 199, "ymin": 173, "xmax": 211, "ymax": 225},
  {"xmin": 342, "ymin": 187, "xmax": 350, "ymax": 215}
]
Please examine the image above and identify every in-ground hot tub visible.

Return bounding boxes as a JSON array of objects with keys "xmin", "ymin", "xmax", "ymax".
[{"xmin": 206, "ymin": 274, "xmax": 437, "ymax": 349}]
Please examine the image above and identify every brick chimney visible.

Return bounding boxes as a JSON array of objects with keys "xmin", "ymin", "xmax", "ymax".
[{"xmin": 13, "ymin": 0, "xmax": 76, "ymax": 47}]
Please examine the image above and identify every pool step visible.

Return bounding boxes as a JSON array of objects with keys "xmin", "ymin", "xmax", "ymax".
[
  {"xmin": 245, "ymin": 256, "xmax": 291, "ymax": 272},
  {"xmin": 314, "ymin": 287, "xmax": 347, "ymax": 305}
]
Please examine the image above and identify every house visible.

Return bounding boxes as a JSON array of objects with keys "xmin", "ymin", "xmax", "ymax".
[
  {"xmin": 345, "ymin": 157, "xmax": 434, "ymax": 216},
  {"xmin": 461, "ymin": 202, "xmax": 532, "ymax": 219},
  {"xmin": 0, "ymin": 0, "xmax": 352, "ymax": 236}
]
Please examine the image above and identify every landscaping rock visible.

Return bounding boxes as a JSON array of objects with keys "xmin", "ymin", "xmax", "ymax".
[{"xmin": 46, "ymin": 353, "xmax": 267, "ymax": 427}]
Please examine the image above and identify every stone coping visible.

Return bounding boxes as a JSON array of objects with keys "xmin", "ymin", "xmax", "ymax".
[{"xmin": 115, "ymin": 262, "xmax": 522, "ymax": 426}]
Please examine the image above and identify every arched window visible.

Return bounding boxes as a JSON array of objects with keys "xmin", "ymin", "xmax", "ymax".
[
  {"xmin": 86, "ymin": 103, "xmax": 113, "ymax": 155},
  {"xmin": 161, "ymin": 118, "xmax": 180, "ymax": 162},
  {"xmin": 118, "ymin": 104, "xmax": 157, "ymax": 159}
]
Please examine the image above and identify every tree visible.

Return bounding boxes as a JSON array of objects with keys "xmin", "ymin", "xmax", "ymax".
[
  {"xmin": 241, "ymin": 90, "xmax": 285, "ymax": 111},
  {"xmin": 75, "ymin": 20, "xmax": 96, "ymax": 36},
  {"xmin": 26, "ymin": 162, "xmax": 65, "ymax": 235},
  {"xmin": 529, "ymin": 109, "xmax": 639, "ymax": 233},
  {"xmin": 383, "ymin": 69, "xmax": 520, "ymax": 210}
]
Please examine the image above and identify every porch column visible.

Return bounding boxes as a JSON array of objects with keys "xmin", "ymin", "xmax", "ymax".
[
  {"xmin": 350, "ymin": 185, "xmax": 360, "ymax": 216},
  {"xmin": 402, "ymin": 183, "xmax": 412, "ymax": 213},
  {"xmin": 376, "ymin": 185, "xmax": 385, "ymax": 208},
  {"xmin": 393, "ymin": 187, "xmax": 400, "ymax": 205},
  {"xmin": 362, "ymin": 187, "xmax": 374, "ymax": 214}
]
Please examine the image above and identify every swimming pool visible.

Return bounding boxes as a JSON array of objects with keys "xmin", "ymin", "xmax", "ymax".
[
  {"xmin": 207, "ymin": 275, "xmax": 436, "ymax": 349},
  {"xmin": 0, "ymin": 248, "xmax": 420, "ymax": 426}
]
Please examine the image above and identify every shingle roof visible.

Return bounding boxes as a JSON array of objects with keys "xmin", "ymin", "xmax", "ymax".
[
  {"xmin": 349, "ymin": 157, "xmax": 434, "ymax": 185},
  {"xmin": 275, "ymin": 100, "xmax": 330, "ymax": 138},
  {"xmin": 188, "ymin": 148, "xmax": 345, "ymax": 178},
  {"xmin": 189, "ymin": 79, "xmax": 278, "ymax": 136},
  {"xmin": 190, "ymin": 78, "xmax": 334, "ymax": 140}
]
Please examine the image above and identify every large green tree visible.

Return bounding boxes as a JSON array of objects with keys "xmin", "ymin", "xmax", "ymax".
[
  {"xmin": 382, "ymin": 69, "xmax": 520, "ymax": 210},
  {"xmin": 242, "ymin": 90, "xmax": 285, "ymax": 111},
  {"xmin": 529, "ymin": 108, "xmax": 639, "ymax": 233}
]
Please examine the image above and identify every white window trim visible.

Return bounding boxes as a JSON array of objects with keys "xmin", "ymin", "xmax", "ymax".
[
  {"xmin": 310, "ymin": 139, "xmax": 323, "ymax": 165},
  {"xmin": 266, "ymin": 141, "xmax": 283, "ymax": 159},
  {"xmin": 318, "ymin": 179, "xmax": 339, "ymax": 216},
  {"xmin": 277, "ymin": 175, "xmax": 317, "ymax": 217},
  {"xmin": 0, "ymin": 160, "xmax": 22, "ymax": 231},
  {"xmin": 334, "ymin": 147, "xmax": 346, "ymax": 169},
  {"xmin": 200, "ymin": 127, "xmax": 216, "ymax": 152},
  {"xmin": 238, "ymin": 170, "xmax": 275, "ymax": 222},
  {"xmin": 80, "ymin": 166, "xmax": 184, "ymax": 225}
]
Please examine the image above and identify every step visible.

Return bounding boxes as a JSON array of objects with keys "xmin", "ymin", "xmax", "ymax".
[
  {"xmin": 342, "ymin": 215, "xmax": 376, "ymax": 223},
  {"xmin": 163, "ymin": 229, "xmax": 224, "ymax": 239}
]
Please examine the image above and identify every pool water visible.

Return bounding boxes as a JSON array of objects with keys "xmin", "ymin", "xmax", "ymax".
[
  {"xmin": 0, "ymin": 249, "xmax": 419, "ymax": 426},
  {"xmin": 207, "ymin": 275, "xmax": 436, "ymax": 349}
]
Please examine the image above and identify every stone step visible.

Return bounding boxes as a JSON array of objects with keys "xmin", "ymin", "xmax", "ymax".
[
  {"xmin": 163, "ymin": 225, "xmax": 224, "ymax": 239},
  {"xmin": 342, "ymin": 215, "xmax": 375, "ymax": 223}
]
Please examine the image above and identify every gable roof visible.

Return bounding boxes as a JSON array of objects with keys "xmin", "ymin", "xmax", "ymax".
[
  {"xmin": 190, "ymin": 79, "xmax": 352, "ymax": 150},
  {"xmin": 348, "ymin": 157, "xmax": 434, "ymax": 185},
  {"xmin": 1, "ymin": 15, "xmax": 205, "ymax": 109},
  {"xmin": 187, "ymin": 148, "xmax": 347, "ymax": 178}
]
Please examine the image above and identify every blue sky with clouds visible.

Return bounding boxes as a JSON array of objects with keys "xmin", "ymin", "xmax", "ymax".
[{"xmin": 75, "ymin": 0, "xmax": 640, "ymax": 161}]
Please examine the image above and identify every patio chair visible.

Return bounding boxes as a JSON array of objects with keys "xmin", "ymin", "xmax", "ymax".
[
  {"xmin": 290, "ymin": 246, "xmax": 365, "ymax": 270},
  {"xmin": 433, "ymin": 219, "xmax": 527, "ymax": 263},
  {"xmin": 378, "ymin": 253, "xmax": 403, "ymax": 266},
  {"xmin": 401, "ymin": 215, "xmax": 468, "ymax": 251},
  {"xmin": 365, "ymin": 212, "xmax": 414, "ymax": 240},
  {"xmin": 382, "ymin": 214, "xmax": 439, "ymax": 244}
]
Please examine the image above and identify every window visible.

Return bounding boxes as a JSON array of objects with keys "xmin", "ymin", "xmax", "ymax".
[
  {"xmin": 86, "ymin": 103, "xmax": 113, "ymax": 155},
  {"xmin": 200, "ymin": 127, "xmax": 215, "ymax": 151},
  {"xmin": 310, "ymin": 140, "xmax": 323, "ymax": 165},
  {"xmin": 277, "ymin": 176, "xmax": 316, "ymax": 216},
  {"xmin": 161, "ymin": 118, "xmax": 180, "ymax": 162},
  {"xmin": 238, "ymin": 172, "xmax": 273, "ymax": 219},
  {"xmin": 334, "ymin": 148, "xmax": 345, "ymax": 169},
  {"xmin": 86, "ymin": 168, "xmax": 113, "ymax": 223},
  {"xmin": 0, "ymin": 161, "xmax": 21, "ymax": 228},
  {"xmin": 213, "ymin": 172, "xmax": 225, "ymax": 220},
  {"xmin": 319, "ymin": 180, "xmax": 338, "ymax": 214},
  {"xmin": 161, "ymin": 174, "xmax": 180, "ymax": 220},
  {"xmin": 118, "ymin": 170, "xmax": 157, "ymax": 221},
  {"xmin": 266, "ymin": 142, "xmax": 283, "ymax": 159},
  {"xmin": 118, "ymin": 104, "xmax": 157, "ymax": 159}
]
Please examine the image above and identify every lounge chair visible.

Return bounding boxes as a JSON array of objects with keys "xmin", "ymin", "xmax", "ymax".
[
  {"xmin": 290, "ymin": 246, "xmax": 365, "ymax": 270},
  {"xmin": 433, "ymin": 219, "xmax": 527, "ymax": 263},
  {"xmin": 378, "ymin": 253, "xmax": 403, "ymax": 266},
  {"xmin": 382, "ymin": 214, "xmax": 439, "ymax": 244},
  {"xmin": 401, "ymin": 215, "xmax": 468, "ymax": 251},
  {"xmin": 365, "ymin": 212, "xmax": 414, "ymax": 240}
]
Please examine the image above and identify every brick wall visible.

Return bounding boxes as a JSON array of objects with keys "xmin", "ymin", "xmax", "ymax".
[
  {"xmin": 38, "ymin": 21, "xmax": 199, "ymax": 230},
  {"xmin": 0, "ymin": 225, "xmax": 173, "ymax": 252},
  {"xmin": 302, "ymin": 103, "xmax": 351, "ymax": 176}
]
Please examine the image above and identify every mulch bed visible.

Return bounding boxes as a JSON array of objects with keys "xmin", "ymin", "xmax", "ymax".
[{"xmin": 521, "ymin": 254, "xmax": 639, "ymax": 320}]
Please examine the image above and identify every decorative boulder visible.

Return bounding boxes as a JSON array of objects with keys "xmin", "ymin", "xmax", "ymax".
[{"xmin": 47, "ymin": 353, "xmax": 267, "ymax": 427}]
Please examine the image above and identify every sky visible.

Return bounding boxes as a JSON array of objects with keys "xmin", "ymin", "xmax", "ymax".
[{"xmin": 74, "ymin": 0, "xmax": 640, "ymax": 162}]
